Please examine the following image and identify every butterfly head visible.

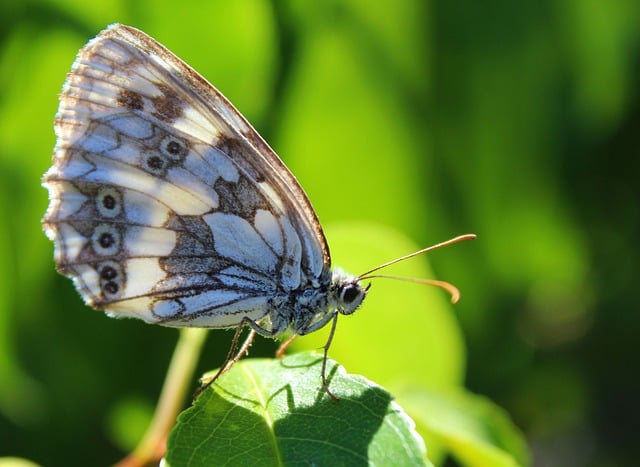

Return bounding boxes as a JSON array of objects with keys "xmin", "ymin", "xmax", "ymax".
[{"xmin": 330, "ymin": 268, "xmax": 371, "ymax": 316}]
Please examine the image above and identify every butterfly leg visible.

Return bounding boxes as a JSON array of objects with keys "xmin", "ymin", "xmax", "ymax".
[
  {"xmin": 222, "ymin": 326, "xmax": 258, "ymax": 373},
  {"xmin": 318, "ymin": 312, "xmax": 340, "ymax": 400},
  {"xmin": 239, "ymin": 311, "xmax": 342, "ymax": 400},
  {"xmin": 195, "ymin": 322, "xmax": 258, "ymax": 397},
  {"xmin": 296, "ymin": 310, "xmax": 341, "ymax": 400}
]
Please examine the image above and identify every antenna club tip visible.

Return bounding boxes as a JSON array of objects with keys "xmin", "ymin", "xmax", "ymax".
[{"xmin": 448, "ymin": 286, "xmax": 461, "ymax": 304}]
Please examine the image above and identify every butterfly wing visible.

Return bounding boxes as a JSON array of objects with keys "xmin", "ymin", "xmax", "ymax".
[{"xmin": 43, "ymin": 24, "xmax": 330, "ymax": 327}]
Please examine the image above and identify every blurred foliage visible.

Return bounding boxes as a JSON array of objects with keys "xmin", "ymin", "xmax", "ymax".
[{"xmin": 0, "ymin": 0, "xmax": 639, "ymax": 465}]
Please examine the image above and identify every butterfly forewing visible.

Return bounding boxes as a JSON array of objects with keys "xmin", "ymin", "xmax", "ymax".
[{"xmin": 43, "ymin": 24, "xmax": 330, "ymax": 327}]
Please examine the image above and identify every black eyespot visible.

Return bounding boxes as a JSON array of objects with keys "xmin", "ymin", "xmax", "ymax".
[
  {"xmin": 98, "ymin": 232, "xmax": 114, "ymax": 248},
  {"xmin": 104, "ymin": 281, "xmax": 119, "ymax": 294},
  {"xmin": 96, "ymin": 188, "xmax": 122, "ymax": 218},
  {"xmin": 341, "ymin": 284, "xmax": 360, "ymax": 304},
  {"xmin": 147, "ymin": 155, "xmax": 165, "ymax": 170},
  {"xmin": 160, "ymin": 136, "xmax": 187, "ymax": 161},
  {"xmin": 102, "ymin": 194, "xmax": 116, "ymax": 210},
  {"xmin": 92, "ymin": 225, "xmax": 121, "ymax": 256},
  {"xmin": 100, "ymin": 265, "xmax": 117, "ymax": 280},
  {"xmin": 166, "ymin": 140, "xmax": 182, "ymax": 155},
  {"xmin": 97, "ymin": 261, "xmax": 124, "ymax": 299}
]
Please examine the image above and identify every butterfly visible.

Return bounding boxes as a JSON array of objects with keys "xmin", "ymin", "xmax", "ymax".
[{"xmin": 42, "ymin": 24, "xmax": 474, "ymax": 397}]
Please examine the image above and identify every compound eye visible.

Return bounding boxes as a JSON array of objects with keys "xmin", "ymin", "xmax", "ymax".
[{"xmin": 341, "ymin": 284, "xmax": 360, "ymax": 304}]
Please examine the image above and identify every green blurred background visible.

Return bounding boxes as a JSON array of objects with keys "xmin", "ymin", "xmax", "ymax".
[{"xmin": 1, "ymin": 0, "xmax": 639, "ymax": 465}]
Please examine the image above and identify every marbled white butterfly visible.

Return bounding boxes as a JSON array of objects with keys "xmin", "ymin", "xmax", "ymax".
[{"xmin": 42, "ymin": 24, "xmax": 474, "ymax": 397}]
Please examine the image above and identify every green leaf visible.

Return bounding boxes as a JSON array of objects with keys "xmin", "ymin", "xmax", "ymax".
[
  {"xmin": 165, "ymin": 352, "xmax": 429, "ymax": 466},
  {"xmin": 398, "ymin": 388, "xmax": 530, "ymax": 467}
]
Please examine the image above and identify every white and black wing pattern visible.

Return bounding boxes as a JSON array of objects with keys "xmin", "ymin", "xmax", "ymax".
[{"xmin": 42, "ymin": 24, "xmax": 331, "ymax": 328}]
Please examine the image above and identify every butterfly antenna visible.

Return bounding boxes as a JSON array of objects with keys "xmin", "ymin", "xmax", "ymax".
[
  {"xmin": 358, "ymin": 233, "xmax": 476, "ymax": 278},
  {"xmin": 358, "ymin": 274, "xmax": 462, "ymax": 303},
  {"xmin": 358, "ymin": 233, "xmax": 476, "ymax": 303}
]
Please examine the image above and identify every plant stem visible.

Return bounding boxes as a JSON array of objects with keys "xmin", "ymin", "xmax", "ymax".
[{"xmin": 115, "ymin": 328, "xmax": 208, "ymax": 467}]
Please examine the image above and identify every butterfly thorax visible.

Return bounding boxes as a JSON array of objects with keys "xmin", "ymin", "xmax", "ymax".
[{"xmin": 266, "ymin": 268, "xmax": 368, "ymax": 337}]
